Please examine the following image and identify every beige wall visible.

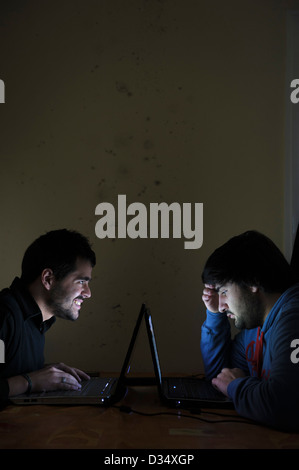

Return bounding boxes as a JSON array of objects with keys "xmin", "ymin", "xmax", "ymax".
[{"xmin": 0, "ymin": 0, "xmax": 298, "ymax": 375}]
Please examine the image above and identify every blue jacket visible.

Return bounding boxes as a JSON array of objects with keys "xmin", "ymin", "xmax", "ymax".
[{"xmin": 200, "ymin": 284, "xmax": 299, "ymax": 431}]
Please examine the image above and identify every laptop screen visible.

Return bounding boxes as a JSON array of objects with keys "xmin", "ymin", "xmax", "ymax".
[
  {"xmin": 145, "ymin": 309, "xmax": 163, "ymax": 386},
  {"xmin": 119, "ymin": 303, "xmax": 146, "ymax": 381}
]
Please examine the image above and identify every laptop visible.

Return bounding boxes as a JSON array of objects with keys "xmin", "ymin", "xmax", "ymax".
[
  {"xmin": 144, "ymin": 308, "xmax": 234, "ymax": 409},
  {"xmin": 10, "ymin": 304, "xmax": 146, "ymax": 406}
]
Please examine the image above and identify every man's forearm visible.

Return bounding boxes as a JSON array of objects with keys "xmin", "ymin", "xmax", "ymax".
[
  {"xmin": 7, "ymin": 375, "xmax": 30, "ymax": 396},
  {"xmin": 200, "ymin": 310, "xmax": 231, "ymax": 379}
]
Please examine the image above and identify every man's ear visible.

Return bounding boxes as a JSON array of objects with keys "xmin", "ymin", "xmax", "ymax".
[{"xmin": 41, "ymin": 268, "xmax": 55, "ymax": 290}]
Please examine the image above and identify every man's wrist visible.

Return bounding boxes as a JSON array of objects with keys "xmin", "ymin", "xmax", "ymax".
[{"xmin": 22, "ymin": 373, "xmax": 32, "ymax": 394}]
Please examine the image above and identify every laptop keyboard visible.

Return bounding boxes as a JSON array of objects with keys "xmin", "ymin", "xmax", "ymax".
[
  {"xmin": 166, "ymin": 378, "xmax": 224, "ymax": 400},
  {"xmin": 79, "ymin": 378, "xmax": 115, "ymax": 396}
]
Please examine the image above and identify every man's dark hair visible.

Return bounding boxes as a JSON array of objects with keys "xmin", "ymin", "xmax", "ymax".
[
  {"xmin": 202, "ymin": 230, "xmax": 297, "ymax": 293},
  {"xmin": 21, "ymin": 229, "xmax": 96, "ymax": 284}
]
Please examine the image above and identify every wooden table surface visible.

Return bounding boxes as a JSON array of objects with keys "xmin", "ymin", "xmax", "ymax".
[{"xmin": 1, "ymin": 383, "xmax": 299, "ymax": 450}]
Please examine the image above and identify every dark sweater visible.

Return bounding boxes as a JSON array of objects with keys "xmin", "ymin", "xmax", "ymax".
[{"xmin": 0, "ymin": 277, "xmax": 55, "ymax": 403}]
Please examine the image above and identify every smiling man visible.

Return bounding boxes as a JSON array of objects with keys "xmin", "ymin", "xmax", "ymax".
[
  {"xmin": 0, "ymin": 229, "xmax": 96, "ymax": 402},
  {"xmin": 200, "ymin": 230, "xmax": 299, "ymax": 431}
]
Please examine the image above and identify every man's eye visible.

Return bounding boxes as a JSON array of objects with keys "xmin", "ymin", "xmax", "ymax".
[{"xmin": 221, "ymin": 290, "xmax": 227, "ymax": 296}]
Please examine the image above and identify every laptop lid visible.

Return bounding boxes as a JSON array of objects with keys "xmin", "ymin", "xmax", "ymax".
[
  {"xmin": 144, "ymin": 307, "xmax": 234, "ymax": 409},
  {"xmin": 10, "ymin": 303, "xmax": 146, "ymax": 406},
  {"xmin": 117, "ymin": 303, "xmax": 146, "ymax": 384}
]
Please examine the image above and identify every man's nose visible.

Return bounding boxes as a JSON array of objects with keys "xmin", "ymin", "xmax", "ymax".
[
  {"xmin": 218, "ymin": 297, "xmax": 228, "ymax": 313},
  {"xmin": 82, "ymin": 284, "xmax": 91, "ymax": 298}
]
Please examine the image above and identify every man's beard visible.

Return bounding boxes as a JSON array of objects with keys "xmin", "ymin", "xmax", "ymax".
[
  {"xmin": 233, "ymin": 287, "xmax": 265, "ymax": 330},
  {"xmin": 47, "ymin": 284, "xmax": 81, "ymax": 321}
]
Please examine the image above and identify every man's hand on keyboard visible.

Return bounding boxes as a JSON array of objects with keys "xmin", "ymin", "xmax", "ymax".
[
  {"xmin": 212, "ymin": 368, "xmax": 246, "ymax": 396},
  {"xmin": 29, "ymin": 363, "xmax": 90, "ymax": 393}
]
